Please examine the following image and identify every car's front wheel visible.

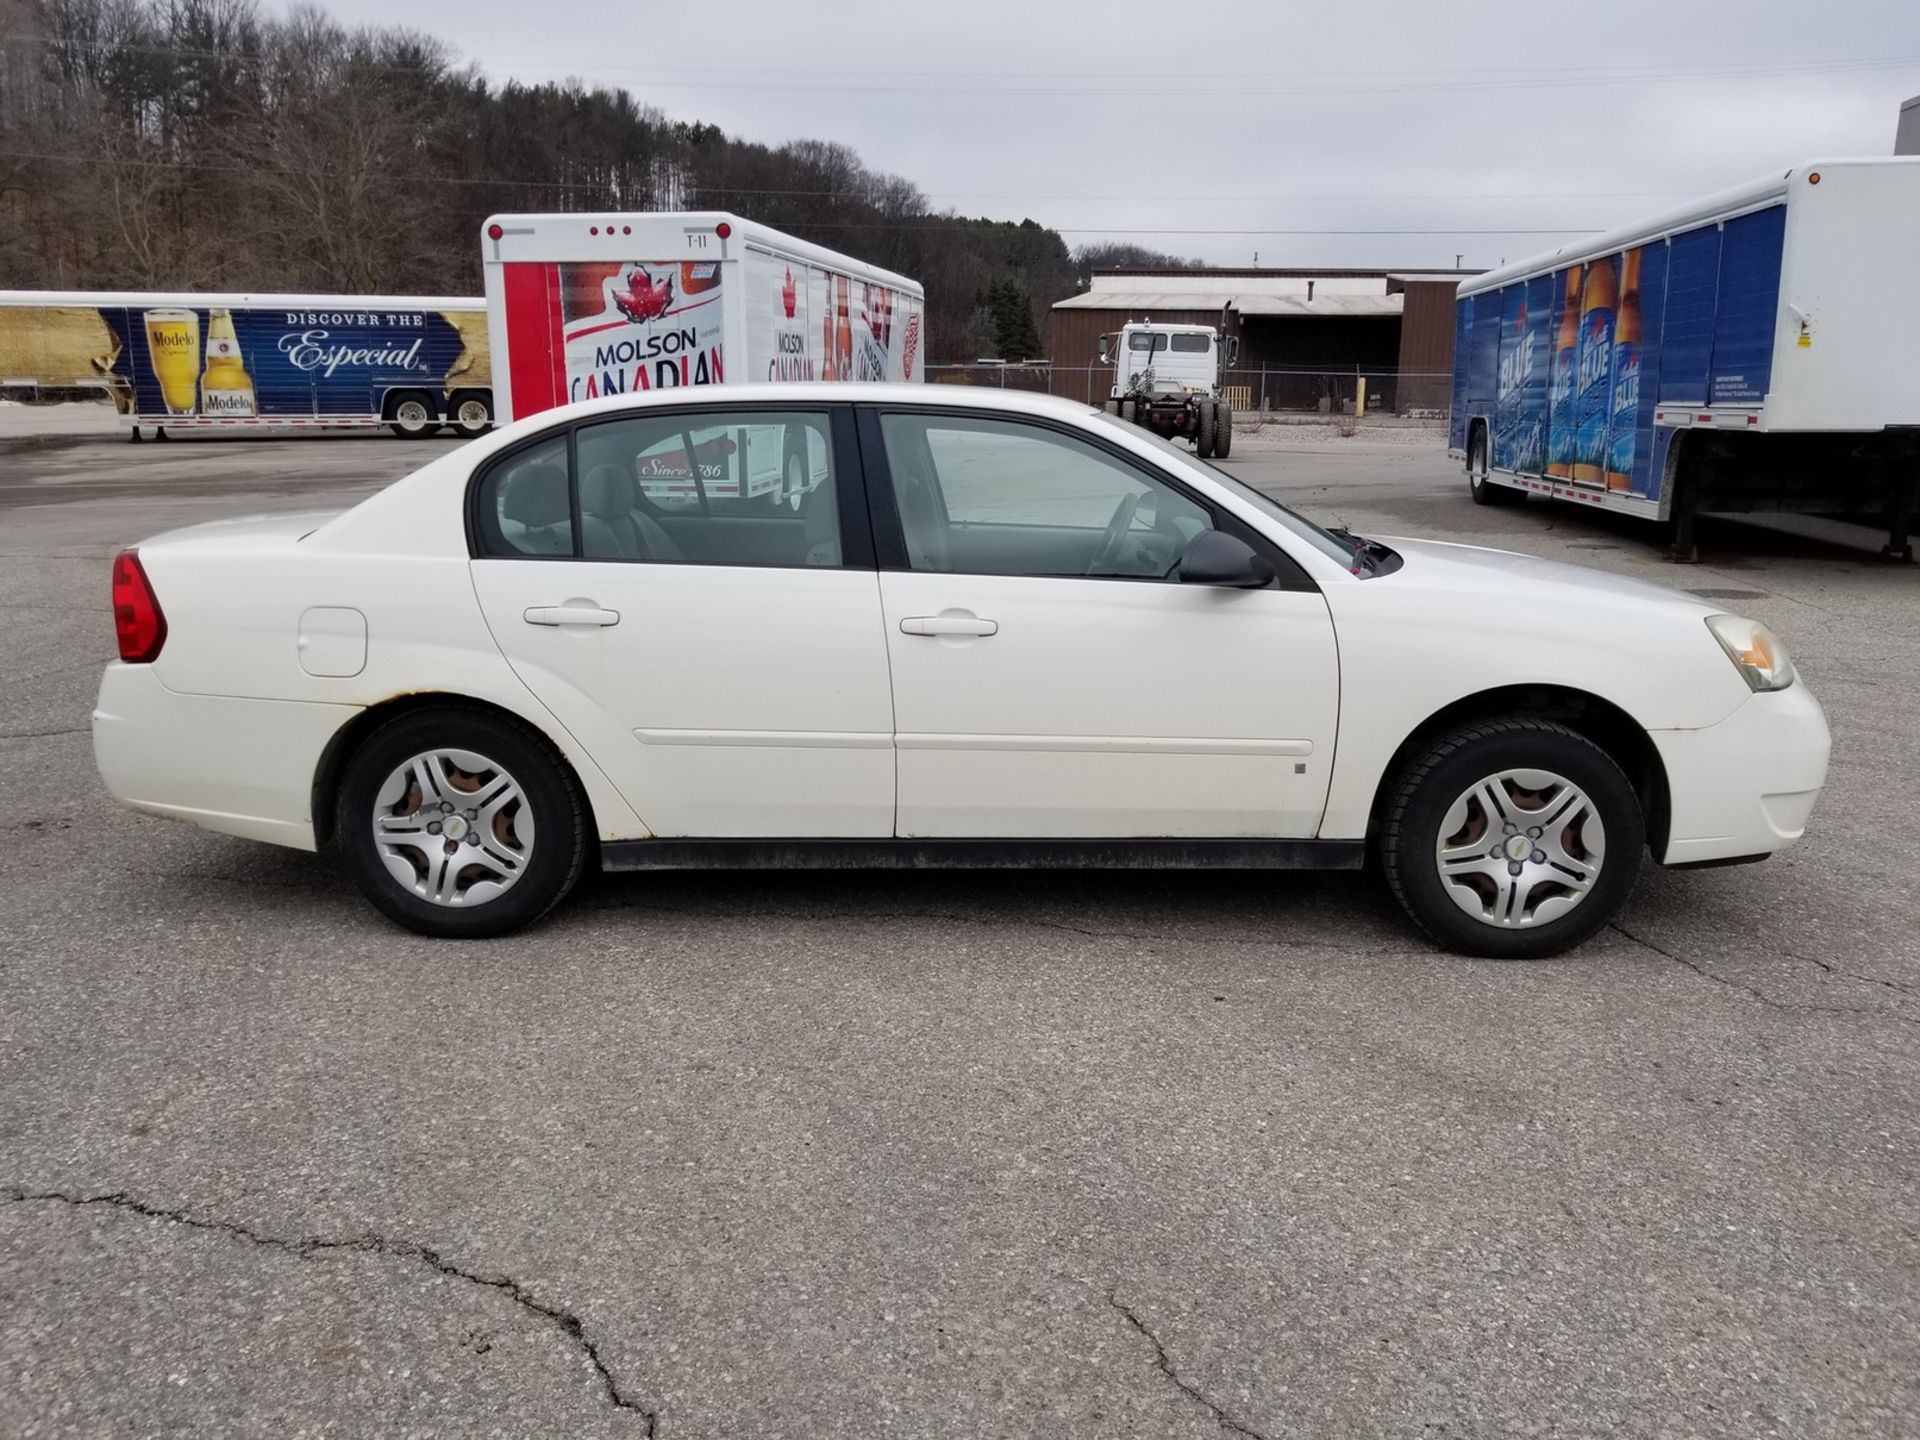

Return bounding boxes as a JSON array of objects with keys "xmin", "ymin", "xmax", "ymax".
[
  {"xmin": 1379, "ymin": 719, "xmax": 1643, "ymax": 958},
  {"xmin": 336, "ymin": 706, "xmax": 589, "ymax": 937}
]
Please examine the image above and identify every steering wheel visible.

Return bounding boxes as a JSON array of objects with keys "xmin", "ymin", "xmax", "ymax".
[{"xmin": 1087, "ymin": 492, "xmax": 1142, "ymax": 575}]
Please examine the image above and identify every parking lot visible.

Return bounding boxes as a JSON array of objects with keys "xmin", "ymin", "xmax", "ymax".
[{"xmin": 2, "ymin": 404, "xmax": 1916, "ymax": 1438}]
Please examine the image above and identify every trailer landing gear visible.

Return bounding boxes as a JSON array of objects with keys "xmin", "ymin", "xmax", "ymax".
[
  {"xmin": 1669, "ymin": 495, "xmax": 1699, "ymax": 564},
  {"xmin": 1884, "ymin": 475, "xmax": 1915, "ymax": 563}
]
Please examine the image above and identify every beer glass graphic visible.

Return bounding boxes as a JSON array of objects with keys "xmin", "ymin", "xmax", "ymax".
[{"xmin": 142, "ymin": 308, "xmax": 200, "ymax": 415}]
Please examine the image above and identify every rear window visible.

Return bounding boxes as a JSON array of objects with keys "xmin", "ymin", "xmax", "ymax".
[{"xmin": 475, "ymin": 437, "xmax": 572, "ymax": 557}]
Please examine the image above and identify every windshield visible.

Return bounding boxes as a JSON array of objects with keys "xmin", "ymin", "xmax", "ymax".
[{"xmin": 1088, "ymin": 411, "xmax": 1359, "ymax": 567}]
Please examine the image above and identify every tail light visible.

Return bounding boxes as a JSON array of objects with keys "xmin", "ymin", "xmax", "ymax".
[{"xmin": 111, "ymin": 550, "xmax": 167, "ymax": 662}]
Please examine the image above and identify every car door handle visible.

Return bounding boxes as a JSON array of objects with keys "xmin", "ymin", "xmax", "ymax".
[
  {"xmin": 524, "ymin": 605, "xmax": 620, "ymax": 627},
  {"xmin": 900, "ymin": 615, "xmax": 998, "ymax": 637}
]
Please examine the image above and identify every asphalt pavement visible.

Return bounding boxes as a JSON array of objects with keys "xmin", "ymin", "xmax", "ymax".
[{"xmin": 2, "ymin": 404, "xmax": 1915, "ymax": 1438}]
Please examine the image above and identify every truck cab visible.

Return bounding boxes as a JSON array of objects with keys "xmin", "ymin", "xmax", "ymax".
[
  {"xmin": 1097, "ymin": 322, "xmax": 1239, "ymax": 459},
  {"xmin": 1102, "ymin": 323, "xmax": 1220, "ymax": 401}
]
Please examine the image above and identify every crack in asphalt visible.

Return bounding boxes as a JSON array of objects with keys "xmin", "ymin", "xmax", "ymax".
[
  {"xmin": 1609, "ymin": 923, "xmax": 1918, "ymax": 1029},
  {"xmin": 3, "ymin": 1186, "xmax": 656, "ymax": 1434},
  {"xmin": 0, "ymin": 726, "xmax": 87, "ymax": 740},
  {"xmin": 1109, "ymin": 1293, "xmax": 1271, "ymax": 1440},
  {"xmin": 1791, "ymin": 949, "xmax": 1916, "ymax": 994}
]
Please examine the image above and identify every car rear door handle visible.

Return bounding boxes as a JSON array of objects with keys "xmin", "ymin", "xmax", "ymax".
[
  {"xmin": 900, "ymin": 615, "xmax": 998, "ymax": 637},
  {"xmin": 524, "ymin": 604, "xmax": 620, "ymax": 627}
]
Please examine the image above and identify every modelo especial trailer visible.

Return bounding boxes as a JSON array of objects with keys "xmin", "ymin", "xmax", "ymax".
[{"xmin": 0, "ymin": 290, "xmax": 493, "ymax": 440}]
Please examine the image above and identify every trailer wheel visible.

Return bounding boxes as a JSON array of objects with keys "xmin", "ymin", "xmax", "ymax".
[
  {"xmin": 448, "ymin": 390, "xmax": 492, "ymax": 439},
  {"xmin": 1214, "ymin": 401, "xmax": 1233, "ymax": 458},
  {"xmin": 386, "ymin": 391, "xmax": 442, "ymax": 439},
  {"xmin": 1120, "ymin": 400, "xmax": 1137, "ymax": 424},
  {"xmin": 1195, "ymin": 401, "xmax": 1216, "ymax": 459},
  {"xmin": 1467, "ymin": 424, "xmax": 1520, "ymax": 506}
]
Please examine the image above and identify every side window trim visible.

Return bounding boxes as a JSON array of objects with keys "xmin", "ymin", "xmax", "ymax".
[
  {"xmin": 856, "ymin": 405, "xmax": 1315, "ymax": 591},
  {"xmin": 468, "ymin": 402, "xmax": 872, "ymax": 569}
]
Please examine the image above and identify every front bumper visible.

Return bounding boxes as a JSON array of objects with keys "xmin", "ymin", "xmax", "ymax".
[
  {"xmin": 93, "ymin": 663, "xmax": 361, "ymax": 851},
  {"xmin": 1650, "ymin": 681, "xmax": 1831, "ymax": 866}
]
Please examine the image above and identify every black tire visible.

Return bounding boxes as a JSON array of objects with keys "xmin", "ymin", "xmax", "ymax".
[
  {"xmin": 1467, "ymin": 424, "xmax": 1520, "ymax": 506},
  {"xmin": 1378, "ymin": 719, "xmax": 1643, "ymax": 960},
  {"xmin": 1120, "ymin": 399, "xmax": 1137, "ymax": 424},
  {"xmin": 1195, "ymin": 401, "xmax": 1216, "ymax": 458},
  {"xmin": 335, "ymin": 705, "xmax": 590, "ymax": 938},
  {"xmin": 448, "ymin": 390, "xmax": 493, "ymax": 439},
  {"xmin": 1214, "ymin": 401, "xmax": 1233, "ymax": 458},
  {"xmin": 386, "ymin": 390, "xmax": 441, "ymax": 439}
]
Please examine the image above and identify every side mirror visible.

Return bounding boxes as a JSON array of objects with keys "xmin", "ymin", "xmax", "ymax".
[
  {"xmin": 1226, "ymin": 337, "xmax": 1240, "ymax": 366},
  {"xmin": 1178, "ymin": 529, "xmax": 1276, "ymax": 588},
  {"xmin": 1097, "ymin": 336, "xmax": 1111, "ymax": 364}
]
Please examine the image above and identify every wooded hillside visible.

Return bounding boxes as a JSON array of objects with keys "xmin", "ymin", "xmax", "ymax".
[{"xmin": 0, "ymin": 0, "xmax": 1196, "ymax": 363}]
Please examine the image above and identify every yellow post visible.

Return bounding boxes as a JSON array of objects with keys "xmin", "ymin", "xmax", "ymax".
[{"xmin": 1355, "ymin": 376, "xmax": 1368, "ymax": 418}]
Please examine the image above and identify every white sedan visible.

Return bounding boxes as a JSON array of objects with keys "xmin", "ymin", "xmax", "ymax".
[{"xmin": 94, "ymin": 385, "xmax": 1829, "ymax": 958}]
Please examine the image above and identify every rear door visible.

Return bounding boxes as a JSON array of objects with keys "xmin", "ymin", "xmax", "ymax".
[{"xmin": 467, "ymin": 403, "xmax": 894, "ymax": 837}]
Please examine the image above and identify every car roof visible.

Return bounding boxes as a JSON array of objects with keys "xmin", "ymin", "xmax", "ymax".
[{"xmin": 513, "ymin": 383, "xmax": 1101, "ymax": 429}]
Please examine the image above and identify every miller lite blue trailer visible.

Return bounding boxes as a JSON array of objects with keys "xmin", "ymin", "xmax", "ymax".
[
  {"xmin": 1449, "ymin": 158, "xmax": 1920, "ymax": 560},
  {"xmin": 0, "ymin": 289, "xmax": 493, "ymax": 439}
]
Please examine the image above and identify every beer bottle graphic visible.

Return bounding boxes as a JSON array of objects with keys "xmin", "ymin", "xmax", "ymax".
[
  {"xmin": 198, "ymin": 309, "xmax": 257, "ymax": 418},
  {"xmin": 1605, "ymin": 249, "xmax": 1643, "ymax": 491},
  {"xmin": 1571, "ymin": 255, "xmax": 1618, "ymax": 486},
  {"xmin": 1544, "ymin": 268, "xmax": 1582, "ymax": 478},
  {"xmin": 143, "ymin": 308, "xmax": 201, "ymax": 416}
]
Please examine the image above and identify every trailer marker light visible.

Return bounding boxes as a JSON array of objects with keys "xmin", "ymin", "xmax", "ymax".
[
  {"xmin": 1808, "ymin": 171, "xmax": 1821, "ymax": 185},
  {"xmin": 623, "ymin": 225, "xmax": 631, "ymax": 235},
  {"xmin": 590, "ymin": 226, "xmax": 599, "ymax": 235},
  {"xmin": 716, "ymin": 222, "xmax": 732, "ymax": 240},
  {"xmin": 486, "ymin": 223, "xmax": 503, "ymax": 240}
]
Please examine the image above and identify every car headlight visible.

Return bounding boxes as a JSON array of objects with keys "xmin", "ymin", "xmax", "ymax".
[{"xmin": 1705, "ymin": 614, "xmax": 1796, "ymax": 692}]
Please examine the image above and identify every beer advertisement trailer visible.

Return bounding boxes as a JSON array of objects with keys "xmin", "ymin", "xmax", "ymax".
[
  {"xmin": 0, "ymin": 291, "xmax": 493, "ymax": 434},
  {"xmin": 481, "ymin": 211, "xmax": 925, "ymax": 424}
]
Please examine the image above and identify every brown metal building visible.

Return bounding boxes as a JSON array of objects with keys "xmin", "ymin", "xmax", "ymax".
[{"xmin": 1047, "ymin": 266, "xmax": 1479, "ymax": 414}]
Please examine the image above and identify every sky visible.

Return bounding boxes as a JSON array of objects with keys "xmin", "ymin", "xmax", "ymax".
[{"xmin": 299, "ymin": 0, "xmax": 1920, "ymax": 272}]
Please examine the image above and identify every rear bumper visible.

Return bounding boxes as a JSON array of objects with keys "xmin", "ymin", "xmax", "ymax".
[
  {"xmin": 1650, "ymin": 682, "xmax": 1831, "ymax": 866},
  {"xmin": 93, "ymin": 663, "xmax": 360, "ymax": 851}
]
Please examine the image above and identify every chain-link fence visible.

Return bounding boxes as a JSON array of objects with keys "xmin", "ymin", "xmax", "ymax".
[{"xmin": 926, "ymin": 365, "xmax": 1452, "ymax": 420}]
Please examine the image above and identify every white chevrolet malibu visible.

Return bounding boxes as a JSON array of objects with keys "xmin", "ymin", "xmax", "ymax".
[{"xmin": 94, "ymin": 385, "xmax": 1829, "ymax": 957}]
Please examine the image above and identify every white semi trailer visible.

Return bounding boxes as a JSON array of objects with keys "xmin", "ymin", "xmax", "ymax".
[{"xmin": 481, "ymin": 210, "xmax": 924, "ymax": 425}]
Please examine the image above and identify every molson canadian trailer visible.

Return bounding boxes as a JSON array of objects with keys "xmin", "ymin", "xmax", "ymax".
[
  {"xmin": 0, "ymin": 290, "xmax": 493, "ymax": 439},
  {"xmin": 1449, "ymin": 158, "xmax": 1920, "ymax": 560},
  {"xmin": 480, "ymin": 211, "xmax": 926, "ymax": 425}
]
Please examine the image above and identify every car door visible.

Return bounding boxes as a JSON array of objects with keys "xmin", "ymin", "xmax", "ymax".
[
  {"xmin": 864, "ymin": 406, "xmax": 1339, "ymax": 839},
  {"xmin": 467, "ymin": 404, "xmax": 895, "ymax": 837}
]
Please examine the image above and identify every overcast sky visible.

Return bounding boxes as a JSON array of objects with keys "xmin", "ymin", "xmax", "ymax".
[{"xmin": 305, "ymin": 0, "xmax": 1920, "ymax": 271}]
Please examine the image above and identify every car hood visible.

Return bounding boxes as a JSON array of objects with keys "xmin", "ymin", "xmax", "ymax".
[
  {"xmin": 1374, "ymin": 535, "xmax": 1720, "ymax": 616},
  {"xmin": 135, "ymin": 509, "xmax": 347, "ymax": 552}
]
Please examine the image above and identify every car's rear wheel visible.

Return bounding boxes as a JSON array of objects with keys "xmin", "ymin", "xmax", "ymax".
[
  {"xmin": 1379, "ymin": 719, "xmax": 1643, "ymax": 958},
  {"xmin": 336, "ymin": 707, "xmax": 588, "ymax": 937}
]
